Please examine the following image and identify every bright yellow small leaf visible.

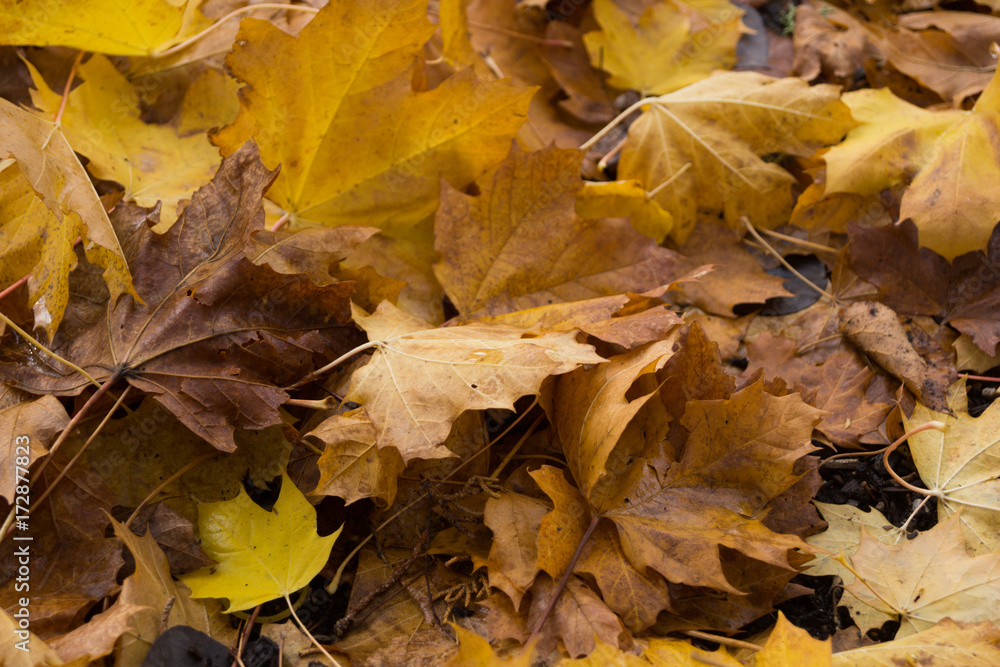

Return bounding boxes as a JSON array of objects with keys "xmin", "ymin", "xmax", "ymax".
[
  {"xmin": 181, "ymin": 472, "xmax": 341, "ymax": 613},
  {"xmin": 583, "ymin": 0, "xmax": 743, "ymax": 95},
  {"xmin": 446, "ymin": 624, "xmax": 533, "ymax": 666}
]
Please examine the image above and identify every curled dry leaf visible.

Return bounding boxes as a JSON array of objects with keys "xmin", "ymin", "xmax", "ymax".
[{"xmin": 839, "ymin": 301, "xmax": 953, "ymax": 411}]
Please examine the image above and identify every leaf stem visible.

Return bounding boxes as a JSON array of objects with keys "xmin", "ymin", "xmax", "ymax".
[
  {"xmin": 0, "ymin": 310, "xmax": 102, "ymax": 387},
  {"xmin": 288, "ymin": 340, "xmax": 379, "ymax": 390},
  {"xmin": 580, "ymin": 97, "xmax": 656, "ymax": 151},
  {"xmin": 523, "ymin": 513, "xmax": 600, "ymax": 653},
  {"xmin": 881, "ymin": 420, "xmax": 947, "ymax": 497},
  {"xmin": 155, "ymin": 4, "xmax": 320, "ymax": 58},
  {"xmin": 284, "ymin": 592, "xmax": 343, "ymax": 667},
  {"xmin": 681, "ymin": 630, "xmax": 762, "ymax": 652},
  {"xmin": 740, "ymin": 216, "xmax": 841, "ymax": 305},
  {"xmin": 758, "ymin": 228, "xmax": 840, "ymax": 256}
]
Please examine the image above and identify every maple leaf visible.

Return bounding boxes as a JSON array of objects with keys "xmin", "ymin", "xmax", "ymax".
[
  {"xmin": 25, "ymin": 55, "xmax": 231, "ymax": 228},
  {"xmin": 849, "ymin": 220, "xmax": 1000, "ymax": 355},
  {"xmin": 575, "ymin": 180, "xmax": 674, "ymax": 243},
  {"xmin": 816, "ymin": 66, "xmax": 1000, "ymax": 259},
  {"xmin": 748, "ymin": 612, "xmax": 831, "ymax": 666},
  {"xmin": 618, "ymin": 72, "xmax": 855, "ymax": 242},
  {"xmin": 212, "ymin": 0, "xmax": 533, "ymax": 232},
  {"xmin": 583, "ymin": 0, "xmax": 743, "ymax": 95},
  {"xmin": 791, "ymin": 2, "xmax": 874, "ymax": 89},
  {"xmin": 746, "ymin": 333, "xmax": 893, "ymax": 447},
  {"xmin": 2, "ymin": 143, "xmax": 361, "ymax": 452},
  {"xmin": 843, "ymin": 514, "xmax": 1000, "ymax": 638},
  {"xmin": 0, "ymin": 0, "xmax": 201, "ymax": 56},
  {"xmin": 831, "ymin": 619, "xmax": 1000, "ymax": 666},
  {"xmin": 0, "ymin": 98, "xmax": 137, "ymax": 339},
  {"xmin": 483, "ymin": 491, "xmax": 549, "ymax": 608},
  {"xmin": 447, "ymin": 624, "xmax": 533, "ymax": 666},
  {"xmin": 322, "ymin": 300, "xmax": 604, "ymax": 462},
  {"xmin": 905, "ymin": 382, "xmax": 1000, "ymax": 554},
  {"xmin": 181, "ymin": 472, "xmax": 341, "ymax": 612},
  {"xmin": 433, "ymin": 143, "xmax": 681, "ymax": 317}
]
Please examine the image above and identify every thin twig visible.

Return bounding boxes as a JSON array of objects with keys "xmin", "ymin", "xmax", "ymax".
[
  {"xmin": 740, "ymin": 217, "xmax": 840, "ymax": 305},
  {"xmin": 522, "ymin": 514, "xmax": 600, "ymax": 653},
  {"xmin": 284, "ymin": 593, "xmax": 343, "ymax": 667},
  {"xmin": 758, "ymin": 228, "xmax": 839, "ymax": 255},
  {"xmin": 681, "ymin": 630, "xmax": 762, "ymax": 653},
  {"xmin": 156, "ymin": 4, "xmax": 319, "ymax": 57},
  {"xmin": 0, "ymin": 310, "xmax": 101, "ymax": 387},
  {"xmin": 881, "ymin": 421, "xmax": 947, "ymax": 497}
]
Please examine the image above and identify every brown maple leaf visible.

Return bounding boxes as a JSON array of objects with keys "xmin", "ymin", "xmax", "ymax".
[{"xmin": 1, "ymin": 143, "xmax": 361, "ymax": 451}]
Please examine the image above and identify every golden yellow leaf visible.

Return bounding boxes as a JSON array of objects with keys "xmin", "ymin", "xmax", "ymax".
[
  {"xmin": 619, "ymin": 72, "xmax": 855, "ymax": 243},
  {"xmin": 583, "ymin": 0, "xmax": 743, "ymax": 95},
  {"xmin": 447, "ymin": 624, "xmax": 533, "ymax": 666},
  {"xmin": 576, "ymin": 180, "xmax": 674, "ymax": 242},
  {"xmin": 26, "ymin": 55, "xmax": 229, "ymax": 229},
  {"xmin": 749, "ymin": 612, "xmax": 831, "ymax": 666},
  {"xmin": 0, "ymin": 98, "xmax": 136, "ymax": 338},
  {"xmin": 212, "ymin": 0, "xmax": 532, "ymax": 232},
  {"xmin": 345, "ymin": 301, "xmax": 605, "ymax": 461},
  {"xmin": 817, "ymin": 68, "xmax": 1000, "ymax": 259},
  {"xmin": 434, "ymin": 143, "xmax": 681, "ymax": 317},
  {"xmin": 0, "ymin": 0, "xmax": 201, "ymax": 56}
]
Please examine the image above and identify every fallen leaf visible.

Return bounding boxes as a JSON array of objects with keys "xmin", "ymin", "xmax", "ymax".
[
  {"xmin": 792, "ymin": 2, "xmax": 874, "ymax": 88},
  {"xmin": 0, "ymin": 608, "xmax": 68, "ymax": 666},
  {"xmin": 213, "ymin": 0, "xmax": 532, "ymax": 231},
  {"xmin": 181, "ymin": 472, "xmax": 341, "ymax": 612},
  {"xmin": 48, "ymin": 599, "xmax": 148, "ymax": 664},
  {"xmin": 905, "ymin": 382, "xmax": 1000, "ymax": 554},
  {"xmin": 0, "ymin": 0, "xmax": 199, "ymax": 55},
  {"xmin": 848, "ymin": 220, "xmax": 1000, "ymax": 355},
  {"xmin": 483, "ymin": 491, "xmax": 549, "ymax": 608},
  {"xmin": 575, "ymin": 180, "xmax": 674, "ymax": 243},
  {"xmin": 25, "ymin": 55, "xmax": 228, "ymax": 228},
  {"xmin": 619, "ymin": 72, "xmax": 855, "ymax": 242},
  {"xmin": 804, "ymin": 502, "xmax": 900, "ymax": 585},
  {"xmin": 583, "ymin": 0, "xmax": 743, "ymax": 95},
  {"xmin": 344, "ymin": 300, "xmax": 604, "ymax": 461},
  {"xmin": 525, "ymin": 575, "xmax": 626, "ymax": 658},
  {"xmin": 832, "ymin": 618, "xmax": 1000, "ymax": 666},
  {"xmin": 0, "ymin": 98, "xmax": 137, "ymax": 338},
  {"xmin": 843, "ymin": 514, "xmax": 1000, "ymax": 638},
  {"xmin": 446, "ymin": 623, "xmax": 533, "ymax": 666},
  {"xmin": 746, "ymin": 332, "xmax": 892, "ymax": 447},
  {"xmin": 818, "ymin": 68, "xmax": 1000, "ymax": 259},
  {"xmin": 749, "ymin": 611, "xmax": 831, "ymax": 666},
  {"xmin": 1, "ymin": 144, "xmax": 360, "ymax": 452},
  {"xmin": 434, "ymin": 143, "xmax": 681, "ymax": 317}
]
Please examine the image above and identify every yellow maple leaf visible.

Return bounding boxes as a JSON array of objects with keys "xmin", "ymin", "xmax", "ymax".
[
  {"xmin": 344, "ymin": 301, "xmax": 605, "ymax": 462},
  {"xmin": 749, "ymin": 612, "xmax": 831, "ymax": 666},
  {"xmin": 583, "ymin": 0, "xmax": 743, "ymax": 95},
  {"xmin": 618, "ymin": 72, "xmax": 855, "ymax": 243},
  {"xmin": 815, "ymin": 66, "xmax": 1000, "ymax": 259},
  {"xmin": 905, "ymin": 380, "xmax": 1000, "ymax": 554},
  {"xmin": 842, "ymin": 514, "xmax": 1000, "ymax": 638},
  {"xmin": 181, "ymin": 472, "xmax": 341, "ymax": 613},
  {"xmin": 212, "ymin": 0, "xmax": 533, "ymax": 233},
  {"xmin": 0, "ymin": 0, "xmax": 203, "ymax": 56},
  {"xmin": 26, "ymin": 56, "xmax": 233, "ymax": 229}
]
